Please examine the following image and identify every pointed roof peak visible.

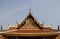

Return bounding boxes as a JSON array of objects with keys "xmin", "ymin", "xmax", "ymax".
[
  {"xmin": 29, "ymin": 8, "xmax": 32, "ymax": 15},
  {"xmin": 28, "ymin": 8, "xmax": 34, "ymax": 17},
  {"xmin": 17, "ymin": 9, "xmax": 43, "ymax": 29}
]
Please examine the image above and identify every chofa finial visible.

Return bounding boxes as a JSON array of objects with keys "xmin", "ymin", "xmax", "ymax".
[
  {"xmin": 29, "ymin": 8, "xmax": 32, "ymax": 15},
  {"xmin": 29, "ymin": 8, "xmax": 31, "ymax": 13}
]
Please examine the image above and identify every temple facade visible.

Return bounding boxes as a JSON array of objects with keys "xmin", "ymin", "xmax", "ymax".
[{"xmin": 0, "ymin": 10, "xmax": 60, "ymax": 39}]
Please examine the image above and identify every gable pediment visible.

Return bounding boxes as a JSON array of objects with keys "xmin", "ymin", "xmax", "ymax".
[
  {"xmin": 20, "ymin": 17, "xmax": 40, "ymax": 30},
  {"xmin": 17, "ymin": 10, "xmax": 43, "ymax": 30}
]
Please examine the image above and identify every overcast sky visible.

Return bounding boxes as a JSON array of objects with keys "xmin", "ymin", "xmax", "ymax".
[{"xmin": 0, "ymin": 0, "xmax": 60, "ymax": 30}]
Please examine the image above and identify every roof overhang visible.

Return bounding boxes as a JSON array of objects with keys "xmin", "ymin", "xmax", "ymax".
[{"xmin": 0, "ymin": 32, "xmax": 60, "ymax": 36}]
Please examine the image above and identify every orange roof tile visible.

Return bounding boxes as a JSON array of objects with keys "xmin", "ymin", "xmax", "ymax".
[
  {"xmin": 5, "ymin": 29, "xmax": 52, "ymax": 33},
  {"xmin": 0, "ymin": 29, "xmax": 59, "ymax": 36}
]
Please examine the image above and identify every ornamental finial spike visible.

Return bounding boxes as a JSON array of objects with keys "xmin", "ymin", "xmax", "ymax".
[{"xmin": 29, "ymin": 8, "xmax": 31, "ymax": 13}]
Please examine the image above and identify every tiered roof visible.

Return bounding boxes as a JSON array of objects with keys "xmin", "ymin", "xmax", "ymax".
[{"xmin": 0, "ymin": 9, "xmax": 60, "ymax": 36}]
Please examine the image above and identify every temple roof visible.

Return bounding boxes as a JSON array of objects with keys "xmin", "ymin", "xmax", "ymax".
[
  {"xmin": 17, "ymin": 9, "xmax": 43, "ymax": 29},
  {"xmin": 0, "ymin": 9, "xmax": 60, "ymax": 36}
]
